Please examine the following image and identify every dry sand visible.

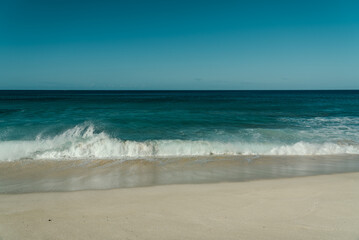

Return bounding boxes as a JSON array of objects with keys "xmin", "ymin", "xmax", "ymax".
[{"xmin": 1, "ymin": 173, "xmax": 359, "ymax": 240}]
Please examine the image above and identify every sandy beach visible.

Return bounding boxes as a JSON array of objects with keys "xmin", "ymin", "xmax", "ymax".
[{"xmin": 1, "ymin": 172, "xmax": 358, "ymax": 240}]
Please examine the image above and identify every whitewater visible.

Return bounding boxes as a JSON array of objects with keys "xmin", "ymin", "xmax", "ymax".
[{"xmin": 1, "ymin": 123, "xmax": 359, "ymax": 162}]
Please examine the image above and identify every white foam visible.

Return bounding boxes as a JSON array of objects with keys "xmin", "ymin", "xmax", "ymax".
[
  {"xmin": 0, "ymin": 123, "xmax": 359, "ymax": 162},
  {"xmin": 267, "ymin": 141, "xmax": 359, "ymax": 155}
]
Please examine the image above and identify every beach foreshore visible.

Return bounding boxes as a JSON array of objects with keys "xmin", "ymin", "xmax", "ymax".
[{"xmin": 1, "ymin": 173, "xmax": 358, "ymax": 240}]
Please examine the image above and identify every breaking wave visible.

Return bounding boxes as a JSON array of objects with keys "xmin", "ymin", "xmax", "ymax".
[{"xmin": 1, "ymin": 123, "xmax": 359, "ymax": 162}]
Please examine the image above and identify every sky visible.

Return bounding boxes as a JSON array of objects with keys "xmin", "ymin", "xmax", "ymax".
[{"xmin": 0, "ymin": 0, "xmax": 359, "ymax": 90}]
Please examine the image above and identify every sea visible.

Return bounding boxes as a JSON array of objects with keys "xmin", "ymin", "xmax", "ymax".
[{"xmin": 1, "ymin": 90, "xmax": 359, "ymax": 193}]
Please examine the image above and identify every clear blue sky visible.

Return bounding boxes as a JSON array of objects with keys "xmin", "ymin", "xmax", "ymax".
[{"xmin": 0, "ymin": 0, "xmax": 358, "ymax": 90}]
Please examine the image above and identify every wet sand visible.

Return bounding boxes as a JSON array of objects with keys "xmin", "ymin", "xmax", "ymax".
[
  {"xmin": 1, "ymin": 155, "xmax": 359, "ymax": 193},
  {"xmin": 1, "ymin": 172, "xmax": 359, "ymax": 240}
]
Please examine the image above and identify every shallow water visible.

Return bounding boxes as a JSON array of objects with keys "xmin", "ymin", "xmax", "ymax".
[
  {"xmin": 1, "ymin": 155, "xmax": 359, "ymax": 193},
  {"xmin": 1, "ymin": 90, "xmax": 359, "ymax": 193}
]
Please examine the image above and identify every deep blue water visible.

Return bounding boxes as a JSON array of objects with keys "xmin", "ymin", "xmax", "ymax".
[{"xmin": 0, "ymin": 90, "xmax": 359, "ymax": 161}]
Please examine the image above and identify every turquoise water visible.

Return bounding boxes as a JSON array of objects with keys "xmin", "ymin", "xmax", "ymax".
[{"xmin": 0, "ymin": 90, "xmax": 359, "ymax": 161}]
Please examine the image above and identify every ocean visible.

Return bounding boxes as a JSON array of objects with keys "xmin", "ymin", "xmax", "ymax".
[{"xmin": 1, "ymin": 90, "xmax": 359, "ymax": 192}]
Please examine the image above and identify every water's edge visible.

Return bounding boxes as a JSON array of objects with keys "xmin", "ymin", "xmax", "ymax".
[{"xmin": 1, "ymin": 155, "xmax": 358, "ymax": 193}]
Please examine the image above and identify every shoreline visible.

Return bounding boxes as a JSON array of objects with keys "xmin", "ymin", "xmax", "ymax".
[
  {"xmin": 2, "ymin": 155, "xmax": 359, "ymax": 193},
  {"xmin": 1, "ymin": 172, "xmax": 359, "ymax": 240}
]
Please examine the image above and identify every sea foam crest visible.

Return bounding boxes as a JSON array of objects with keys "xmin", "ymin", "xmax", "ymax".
[{"xmin": 0, "ymin": 123, "xmax": 359, "ymax": 162}]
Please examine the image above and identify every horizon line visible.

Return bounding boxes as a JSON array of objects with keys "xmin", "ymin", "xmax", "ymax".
[{"xmin": 0, "ymin": 89, "xmax": 358, "ymax": 91}]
